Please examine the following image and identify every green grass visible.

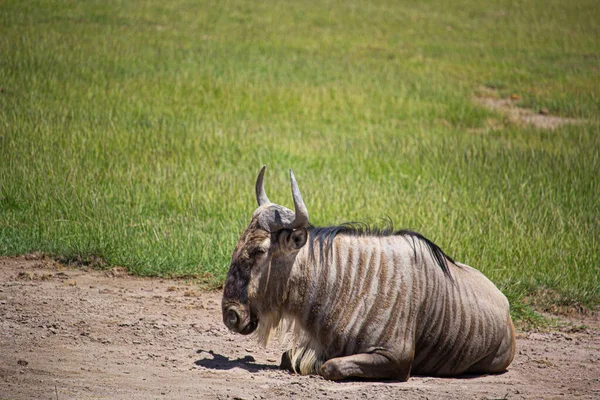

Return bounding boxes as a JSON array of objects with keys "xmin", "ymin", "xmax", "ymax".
[{"xmin": 1, "ymin": 0, "xmax": 599, "ymax": 321}]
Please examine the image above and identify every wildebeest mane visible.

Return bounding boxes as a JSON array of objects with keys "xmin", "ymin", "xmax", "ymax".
[{"xmin": 307, "ymin": 221, "xmax": 455, "ymax": 280}]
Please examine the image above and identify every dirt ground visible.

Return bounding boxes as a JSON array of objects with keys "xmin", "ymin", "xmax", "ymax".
[
  {"xmin": 472, "ymin": 87, "xmax": 586, "ymax": 131},
  {"xmin": 1, "ymin": 256, "xmax": 598, "ymax": 400}
]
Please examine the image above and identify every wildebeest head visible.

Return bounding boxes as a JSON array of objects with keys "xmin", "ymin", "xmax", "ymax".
[{"xmin": 222, "ymin": 166, "xmax": 309, "ymax": 335}]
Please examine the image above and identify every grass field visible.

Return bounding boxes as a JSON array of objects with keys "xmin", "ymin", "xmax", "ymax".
[{"xmin": 1, "ymin": 0, "xmax": 598, "ymax": 322}]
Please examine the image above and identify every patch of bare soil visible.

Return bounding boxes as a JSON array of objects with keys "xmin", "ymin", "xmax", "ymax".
[
  {"xmin": 1, "ymin": 256, "xmax": 598, "ymax": 399},
  {"xmin": 474, "ymin": 94, "xmax": 583, "ymax": 130}
]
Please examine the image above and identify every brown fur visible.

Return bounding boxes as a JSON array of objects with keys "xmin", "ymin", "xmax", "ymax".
[{"xmin": 222, "ymin": 174, "xmax": 515, "ymax": 381}]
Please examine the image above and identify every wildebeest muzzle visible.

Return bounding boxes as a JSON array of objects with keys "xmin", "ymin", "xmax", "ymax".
[{"xmin": 222, "ymin": 301, "xmax": 258, "ymax": 335}]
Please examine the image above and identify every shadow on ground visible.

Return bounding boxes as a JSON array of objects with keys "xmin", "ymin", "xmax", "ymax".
[{"xmin": 195, "ymin": 349, "xmax": 280, "ymax": 373}]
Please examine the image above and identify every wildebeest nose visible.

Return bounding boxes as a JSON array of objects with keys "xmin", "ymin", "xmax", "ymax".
[{"xmin": 225, "ymin": 309, "xmax": 239, "ymax": 331}]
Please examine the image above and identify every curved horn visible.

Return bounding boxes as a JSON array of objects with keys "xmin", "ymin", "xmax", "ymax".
[
  {"xmin": 255, "ymin": 165, "xmax": 270, "ymax": 206},
  {"xmin": 288, "ymin": 169, "xmax": 309, "ymax": 229}
]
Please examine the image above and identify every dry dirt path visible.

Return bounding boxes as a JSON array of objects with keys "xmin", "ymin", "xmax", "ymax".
[{"xmin": 1, "ymin": 256, "xmax": 599, "ymax": 399}]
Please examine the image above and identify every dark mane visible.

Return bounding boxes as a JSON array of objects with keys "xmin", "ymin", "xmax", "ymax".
[{"xmin": 307, "ymin": 222, "xmax": 456, "ymax": 280}]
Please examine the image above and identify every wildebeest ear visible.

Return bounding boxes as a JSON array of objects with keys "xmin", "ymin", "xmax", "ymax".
[
  {"xmin": 290, "ymin": 227, "xmax": 308, "ymax": 249},
  {"xmin": 279, "ymin": 228, "xmax": 308, "ymax": 251}
]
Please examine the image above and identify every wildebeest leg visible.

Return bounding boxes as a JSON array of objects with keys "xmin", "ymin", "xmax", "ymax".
[
  {"xmin": 280, "ymin": 350, "xmax": 293, "ymax": 372},
  {"xmin": 319, "ymin": 349, "xmax": 411, "ymax": 381},
  {"xmin": 280, "ymin": 348, "xmax": 323, "ymax": 374},
  {"xmin": 467, "ymin": 317, "xmax": 516, "ymax": 374}
]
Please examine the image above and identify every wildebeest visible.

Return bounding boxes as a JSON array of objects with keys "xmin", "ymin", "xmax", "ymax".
[{"xmin": 222, "ymin": 166, "xmax": 516, "ymax": 381}]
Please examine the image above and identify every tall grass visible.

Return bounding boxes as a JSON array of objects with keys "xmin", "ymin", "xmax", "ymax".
[{"xmin": 1, "ymin": 0, "xmax": 598, "ymax": 319}]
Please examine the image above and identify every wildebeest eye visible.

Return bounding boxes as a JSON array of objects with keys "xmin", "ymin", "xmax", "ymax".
[{"xmin": 251, "ymin": 248, "xmax": 267, "ymax": 257}]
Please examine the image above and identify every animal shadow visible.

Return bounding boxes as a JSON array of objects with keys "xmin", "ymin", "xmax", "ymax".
[
  {"xmin": 194, "ymin": 349, "xmax": 280, "ymax": 373},
  {"xmin": 409, "ymin": 369, "xmax": 509, "ymax": 381}
]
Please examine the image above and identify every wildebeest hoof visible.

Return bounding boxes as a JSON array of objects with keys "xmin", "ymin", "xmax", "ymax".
[
  {"xmin": 319, "ymin": 361, "xmax": 344, "ymax": 381},
  {"xmin": 280, "ymin": 350, "xmax": 293, "ymax": 372}
]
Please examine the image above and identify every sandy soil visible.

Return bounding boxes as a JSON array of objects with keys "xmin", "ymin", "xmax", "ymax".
[{"xmin": 1, "ymin": 256, "xmax": 598, "ymax": 400}]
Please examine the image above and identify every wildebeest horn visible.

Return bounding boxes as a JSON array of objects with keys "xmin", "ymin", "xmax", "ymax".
[
  {"xmin": 255, "ymin": 165, "xmax": 270, "ymax": 206},
  {"xmin": 288, "ymin": 169, "xmax": 309, "ymax": 229}
]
